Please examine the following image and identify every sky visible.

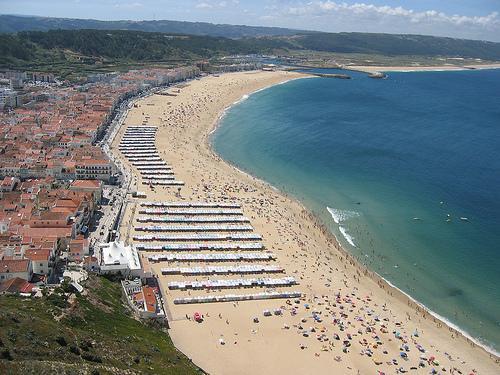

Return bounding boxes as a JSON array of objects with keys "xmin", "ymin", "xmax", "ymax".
[{"xmin": 1, "ymin": 0, "xmax": 500, "ymax": 42}]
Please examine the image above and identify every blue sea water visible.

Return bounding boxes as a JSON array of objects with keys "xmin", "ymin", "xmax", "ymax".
[{"xmin": 212, "ymin": 69, "xmax": 500, "ymax": 353}]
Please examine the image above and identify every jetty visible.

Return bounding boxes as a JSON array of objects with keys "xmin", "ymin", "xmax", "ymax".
[
  {"xmin": 310, "ymin": 72, "xmax": 351, "ymax": 79},
  {"xmin": 368, "ymin": 72, "xmax": 387, "ymax": 79}
]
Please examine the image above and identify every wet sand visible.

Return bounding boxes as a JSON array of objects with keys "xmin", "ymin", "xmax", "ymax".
[{"xmin": 112, "ymin": 70, "xmax": 499, "ymax": 374}]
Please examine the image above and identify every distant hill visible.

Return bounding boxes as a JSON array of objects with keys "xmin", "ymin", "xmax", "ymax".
[
  {"xmin": 0, "ymin": 29, "xmax": 289, "ymax": 67},
  {"xmin": 0, "ymin": 14, "xmax": 304, "ymax": 38},
  {"xmin": 1, "ymin": 27, "xmax": 500, "ymax": 76},
  {"xmin": 292, "ymin": 32, "xmax": 500, "ymax": 60},
  {"xmin": 2, "ymin": 14, "xmax": 500, "ymax": 61}
]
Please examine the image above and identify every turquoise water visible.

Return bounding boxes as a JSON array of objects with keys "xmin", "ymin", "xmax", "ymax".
[{"xmin": 212, "ymin": 69, "xmax": 500, "ymax": 353}]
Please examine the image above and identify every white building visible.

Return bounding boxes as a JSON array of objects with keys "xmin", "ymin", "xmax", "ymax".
[
  {"xmin": 98, "ymin": 240, "xmax": 142, "ymax": 277},
  {"xmin": 0, "ymin": 88, "xmax": 16, "ymax": 109},
  {"xmin": 0, "ymin": 259, "xmax": 33, "ymax": 282},
  {"xmin": 0, "ymin": 176, "xmax": 20, "ymax": 192},
  {"xmin": 22, "ymin": 249, "xmax": 52, "ymax": 276},
  {"xmin": 75, "ymin": 159, "xmax": 113, "ymax": 182}
]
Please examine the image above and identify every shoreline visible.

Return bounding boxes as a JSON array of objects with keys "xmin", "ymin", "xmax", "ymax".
[
  {"xmin": 347, "ymin": 63, "xmax": 500, "ymax": 73},
  {"xmin": 118, "ymin": 70, "xmax": 499, "ymax": 374},
  {"xmin": 207, "ymin": 73, "xmax": 500, "ymax": 358},
  {"xmin": 209, "ymin": 94, "xmax": 500, "ymax": 358}
]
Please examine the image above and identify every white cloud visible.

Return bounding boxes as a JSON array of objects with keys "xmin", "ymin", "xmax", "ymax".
[
  {"xmin": 196, "ymin": 0, "xmax": 239, "ymax": 10},
  {"xmin": 196, "ymin": 2, "xmax": 213, "ymax": 9},
  {"xmin": 271, "ymin": 1, "xmax": 500, "ymax": 41},
  {"xmin": 114, "ymin": 2, "xmax": 143, "ymax": 9},
  {"xmin": 286, "ymin": 2, "xmax": 499, "ymax": 29},
  {"xmin": 259, "ymin": 15, "xmax": 276, "ymax": 21}
]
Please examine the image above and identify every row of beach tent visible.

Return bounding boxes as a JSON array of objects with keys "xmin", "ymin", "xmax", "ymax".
[
  {"xmin": 119, "ymin": 140, "xmax": 155, "ymax": 147},
  {"xmin": 134, "ymin": 224, "xmax": 254, "ymax": 232},
  {"xmin": 119, "ymin": 126, "xmax": 185, "ymax": 186},
  {"xmin": 135, "ymin": 242, "xmax": 264, "ymax": 251},
  {"xmin": 133, "ymin": 233, "xmax": 262, "ymax": 241},
  {"xmin": 136, "ymin": 215, "xmax": 250, "ymax": 223},
  {"xmin": 120, "ymin": 150, "xmax": 159, "ymax": 155},
  {"xmin": 161, "ymin": 264, "xmax": 283, "ymax": 275},
  {"xmin": 142, "ymin": 180, "xmax": 185, "ymax": 186},
  {"xmin": 173, "ymin": 291, "xmax": 302, "ymax": 304},
  {"xmin": 140, "ymin": 175, "xmax": 176, "ymax": 179},
  {"xmin": 138, "ymin": 208, "xmax": 243, "ymax": 215},
  {"xmin": 122, "ymin": 136, "xmax": 156, "ymax": 140},
  {"xmin": 140, "ymin": 175, "xmax": 175, "ymax": 181},
  {"xmin": 168, "ymin": 277, "xmax": 297, "ymax": 290},
  {"xmin": 127, "ymin": 157, "xmax": 162, "ymax": 162},
  {"xmin": 122, "ymin": 153, "xmax": 160, "ymax": 157},
  {"xmin": 133, "ymin": 161, "xmax": 170, "ymax": 166},
  {"xmin": 141, "ymin": 201, "xmax": 241, "ymax": 208},
  {"xmin": 148, "ymin": 252, "xmax": 275, "ymax": 262},
  {"xmin": 119, "ymin": 146, "xmax": 157, "ymax": 150},
  {"xmin": 136, "ymin": 170, "xmax": 174, "ymax": 175},
  {"xmin": 135, "ymin": 167, "xmax": 172, "ymax": 172}
]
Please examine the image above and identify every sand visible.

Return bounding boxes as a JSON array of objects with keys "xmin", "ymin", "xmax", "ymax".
[
  {"xmin": 349, "ymin": 64, "xmax": 500, "ymax": 73},
  {"xmin": 111, "ymin": 70, "xmax": 500, "ymax": 374}
]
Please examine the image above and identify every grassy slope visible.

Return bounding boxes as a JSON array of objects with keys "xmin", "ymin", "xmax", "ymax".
[{"xmin": 0, "ymin": 276, "xmax": 202, "ymax": 375}]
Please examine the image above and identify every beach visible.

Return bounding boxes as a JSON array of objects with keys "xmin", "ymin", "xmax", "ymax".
[
  {"xmin": 111, "ymin": 70, "xmax": 499, "ymax": 374},
  {"xmin": 349, "ymin": 63, "xmax": 500, "ymax": 73}
]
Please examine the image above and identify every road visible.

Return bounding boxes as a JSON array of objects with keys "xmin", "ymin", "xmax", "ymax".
[{"xmin": 88, "ymin": 90, "xmax": 157, "ymax": 252}]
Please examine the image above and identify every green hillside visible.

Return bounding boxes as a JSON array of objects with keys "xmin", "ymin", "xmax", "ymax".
[
  {"xmin": 292, "ymin": 32, "xmax": 500, "ymax": 60},
  {"xmin": 1, "ymin": 28, "xmax": 500, "ymax": 78},
  {"xmin": 0, "ymin": 29, "xmax": 287, "ymax": 68},
  {"xmin": 0, "ymin": 276, "xmax": 202, "ymax": 375},
  {"xmin": 0, "ymin": 14, "xmax": 304, "ymax": 38},
  {"xmin": 1, "ymin": 14, "xmax": 500, "ymax": 62}
]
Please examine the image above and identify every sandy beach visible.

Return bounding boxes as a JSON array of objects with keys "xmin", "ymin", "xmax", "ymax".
[
  {"xmin": 111, "ymin": 70, "xmax": 499, "ymax": 374},
  {"xmin": 349, "ymin": 63, "xmax": 500, "ymax": 73}
]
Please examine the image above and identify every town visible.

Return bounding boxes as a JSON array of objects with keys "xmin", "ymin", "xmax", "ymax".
[
  {"xmin": 0, "ymin": 59, "xmax": 278, "ymax": 326},
  {"xmin": 0, "ymin": 65, "xmax": 203, "ymax": 307}
]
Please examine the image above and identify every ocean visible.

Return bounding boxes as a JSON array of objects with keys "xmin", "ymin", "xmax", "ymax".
[{"xmin": 212, "ymin": 68, "xmax": 500, "ymax": 354}]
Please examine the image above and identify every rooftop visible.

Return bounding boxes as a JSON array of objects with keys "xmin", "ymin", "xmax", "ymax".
[
  {"xmin": 70, "ymin": 179, "xmax": 102, "ymax": 188},
  {"xmin": 0, "ymin": 259, "xmax": 30, "ymax": 273},
  {"xmin": 0, "ymin": 277, "xmax": 34, "ymax": 294},
  {"xmin": 24, "ymin": 248, "xmax": 51, "ymax": 262}
]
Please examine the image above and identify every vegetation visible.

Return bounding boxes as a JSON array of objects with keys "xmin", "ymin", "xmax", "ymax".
[
  {"xmin": 0, "ymin": 276, "xmax": 202, "ymax": 375},
  {"xmin": 290, "ymin": 32, "xmax": 500, "ymax": 61},
  {"xmin": 1, "ymin": 15, "xmax": 500, "ymax": 60},
  {"xmin": 0, "ymin": 14, "xmax": 304, "ymax": 38},
  {"xmin": 1, "ymin": 27, "xmax": 500, "ymax": 79},
  {"xmin": 0, "ymin": 29, "xmax": 287, "ymax": 76}
]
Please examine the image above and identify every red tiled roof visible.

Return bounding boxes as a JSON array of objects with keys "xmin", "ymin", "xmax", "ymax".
[
  {"xmin": 24, "ymin": 249, "xmax": 50, "ymax": 262},
  {"xmin": 0, "ymin": 277, "xmax": 34, "ymax": 293},
  {"xmin": 69, "ymin": 238, "xmax": 87, "ymax": 254},
  {"xmin": 143, "ymin": 286, "xmax": 157, "ymax": 313},
  {"xmin": 70, "ymin": 180, "xmax": 102, "ymax": 188},
  {"xmin": 1, "ymin": 176, "xmax": 16, "ymax": 186},
  {"xmin": 18, "ymin": 226, "xmax": 72, "ymax": 239},
  {"xmin": 0, "ymin": 259, "xmax": 30, "ymax": 273}
]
